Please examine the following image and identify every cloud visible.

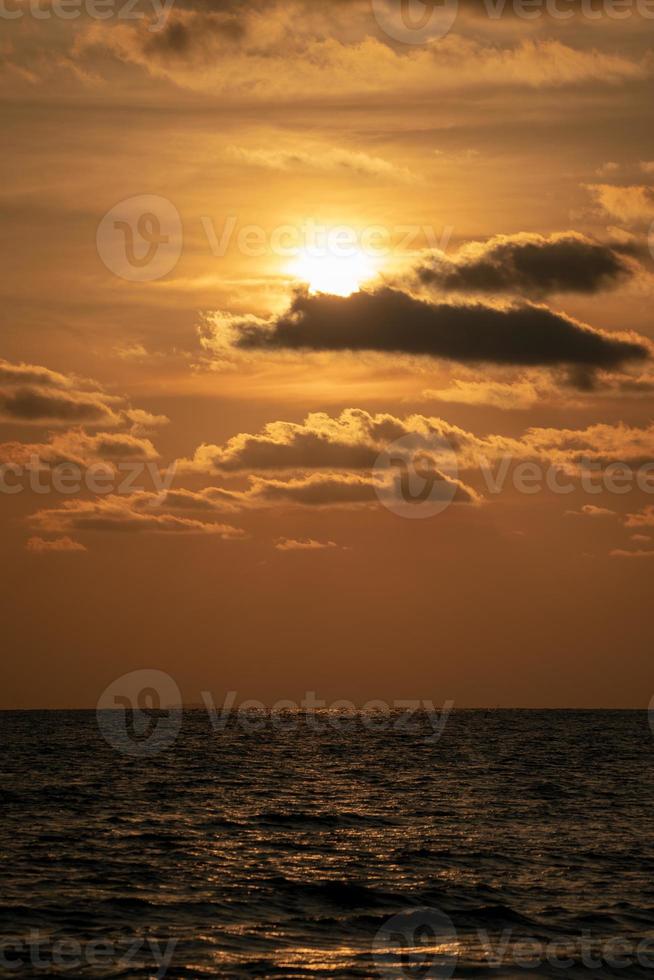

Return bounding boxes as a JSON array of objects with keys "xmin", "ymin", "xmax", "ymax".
[
  {"xmin": 0, "ymin": 430, "xmax": 160, "ymax": 468},
  {"xmin": 585, "ymin": 184, "xmax": 654, "ymax": 224},
  {"xmin": 0, "ymin": 386, "xmax": 120, "ymax": 427},
  {"xmin": 26, "ymin": 536, "xmax": 87, "ymax": 553},
  {"xmin": 178, "ymin": 409, "xmax": 468, "ymax": 474},
  {"xmin": 274, "ymin": 537, "xmax": 339, "ymax": 551},
  {"xmin": 423, "ymin": 365, "xmax": 654, "ymax": 410},
  {"xmin": 0, "ymin": 357, "xmax": 169, "ymax": 428},
  {"xmin": 158, "ymin": 472, "xmax": 427, "ymax": 510},
  {"xmin": 596, "ymin": 162, "xmax": 620, "ymax": 177},
  {"xmin": 119, "ymin": 469, "xmax": 478, "ymax": 515},
  {"xmin": 423, "ymin": 375, "xmax": 551, "ymax": 410},
  {"xmin": 486, "ymin": 419, "xmax": 654, "ymax": 475},
  {"xmin": 588, "ymin": 369, "xmax": 654, "ymax": 399},
  {"xmin": 69, "ymin": 431, "xmax": 160, "ymax": 462},
  {"xmin": 610, "ymin": 548, "xmax": 654, "ymax": 558},
  {"xmin": 176, "ymin": 410, "xmax": 483, "ymax": 510},
  {"xmin": 631, "ymin": 533, "xmax": 652, "ymax": 542},
  {"xmin": 566, "ymin": 504, "xmax": 616, "ymax": 518},
  {"xmin": 74, "ymin": 15, "xmax": 647, "ymax": 100},
  {"xmin": 517, "ymin": 422, "xmax": 654, "ymax": 470},
  {"xmin": 227, "ymin": 145, "xmax": 414, "ymax": 183},
  {"xmin": 145, "ymin": 487, "xmax": 242, "ymax": 513},
  {"xmin": 114, "ymin": 343, "xmax": 150, "ymax": 361},
  {"xmin": 243, "ymin": 472, "xmax": 382, "ymax": 507},
  {"xmin": 180, "ymin": 409, "xmax": 654, "ymax": 479},
  {"xmin": 0, "ymin": 360, "xmax": 76, "ymax": 389},
  {"xmin": 0, "ymin": 358, "xmax": 120, "ymax": 426},
  {"xmin": 123, "ymin": 409, "xmax": 170, "ymax": 433},
  {"xmin": 215, "ymin": 287, "xmax": 649, "ymax": 369},
  {"xmin": 28, "ymin": 494, "xmax": 245, "ymax": 538},
  {"xmin": 416, "ymin": 233, "xmax": 636, "ymax": 298},
  {"xmin": 624, "ymin": 506, "xmax": 654, "ymax": 529}
]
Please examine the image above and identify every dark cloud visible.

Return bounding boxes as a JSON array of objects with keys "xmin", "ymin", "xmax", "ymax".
[
  {"xmin": 0, "ymin": 357, "xmax": 168, "ymax": 428},
  {"xmin": 128, "ymin": 471, "xmax": 478, "ymax": 512},
  {"xmin": 416, "ymin": 233, "xmax": 636, "ymax": 297},
  {"xmin": 143, "ymin": 11, "xmax": 246, "ymax": 62},
  {"xmin": 0, "ymin": 378, "xmax": 125, "ymax": 428},
  {"xmin": 0, "ymin": 361, "xmax": 72, "ymax": 388},
  {"xmin": 0, "ymin": 430, "xmax": 159, "ymax": 469},
  {"xmin": 179, "ymin": 409, "xmax": 461, "ymax": 474},
  {"xmin": 0, "ymin": 388, "xmax": 117, "ymax": 425},
  {"xmin": 247, "ymin": 471, "xmax": 478, "ymax": 507},
  {"xmin": 247, "ymin": 473, "xmax": 380, "ymax": 506},
  {"xmin": 149, "ymin": 488, "xmax": 241, "ymax": 513},
  {"xmin": 90, "ymin": 434, "xmax": 160, "ymax": 460},
  {"xmin": 232, "ymin": 287, "xmax": 649, "ymax": 369},
  {"xmin": 180, "ymin": 410, "xmax": 654, "ymax": 479}
]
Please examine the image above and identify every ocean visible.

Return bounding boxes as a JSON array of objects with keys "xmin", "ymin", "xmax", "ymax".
[{"xmin": 1, "ymin": 709, "xmax": 653, "ymax": 978}]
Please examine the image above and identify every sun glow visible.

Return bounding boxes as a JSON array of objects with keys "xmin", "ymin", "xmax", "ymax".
[{"xmin": 289, "ymin": 249, "xmax": 376, "ymax": 297}]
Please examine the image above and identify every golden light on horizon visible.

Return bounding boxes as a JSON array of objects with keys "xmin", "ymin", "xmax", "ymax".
[{"xmin": 288, "ymin": 248, "xmax": 377, "ymax": 297}]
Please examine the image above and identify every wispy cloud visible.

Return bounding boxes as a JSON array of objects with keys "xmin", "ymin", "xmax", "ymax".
[{"xmin": 26, "ymin": 536, "xmax": 87, "ymax": 554}]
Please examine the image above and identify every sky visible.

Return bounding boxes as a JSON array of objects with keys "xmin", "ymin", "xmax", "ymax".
[{"xmin": 1, "ymin": 0, "xmax": 654, "ymax": 708}]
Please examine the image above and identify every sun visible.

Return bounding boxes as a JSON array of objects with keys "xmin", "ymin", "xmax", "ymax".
[{"xmin": 288, "ymin": 249, "xmax": 376, "ymax": 297}]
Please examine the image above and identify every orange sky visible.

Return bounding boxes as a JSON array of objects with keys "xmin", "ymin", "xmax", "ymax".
[{"xmin": 1, "ymin": 0, "xmax": 654, "ymax": 707}]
